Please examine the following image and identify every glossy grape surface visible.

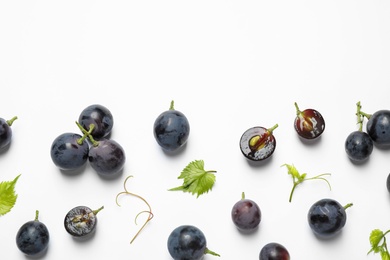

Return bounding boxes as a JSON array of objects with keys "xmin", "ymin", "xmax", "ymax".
[
  {"xmin": 259, "ymin": 242, "xmax": 290, "ymax": 260},
  {"xmin": 50, "ymin": 133, "xmax": 89, "ymax": 170},
  {"xmin": 294, "ymin": 106, "xmax": 325, "ymax": 139},
  {"xmin": 16, "ymin": 212, "xmax": 50, "ymax": 256},
  {"xmin": 231, "ymin": 194, "xmax": 261, "ymax": 231},
  {"xmin": 64, "ymin": 206, "xmax": 102, "ymax": 237},
  {"xmin": 307, "ymin": 198, "xmax": 347, "ymax": 238},
  {"xmin": 239, "ymin": 126, "xmax": 277, "ymax": 161},
  {"xmin": 345, "ymin": 131, "xmax": 373, "ymax": 161},
  {"xmin": 88, "ymin": 139, "xmax": 125, "ymax": 176},
  {"xmin": 167, "ymin": 225, "xmax": 207, "ymax": 260},
  {"xmin": 0, "ymin": 118, "xmax": 13, "ymax": 150},
  {"xmin": 153, "ymin": 105, "xmax": 190, "ymax": 152},
  {"xmin": 78, "ymin": 104, "xmax": 113, "ymax": 140},
  {"xmin": 366, "ymin": 110, "xmax": 390, "ymax": 146}
]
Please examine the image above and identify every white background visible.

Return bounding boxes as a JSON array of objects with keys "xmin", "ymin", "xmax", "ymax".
[{"xmin": 1, "ymin": 1, "xmax": 390, "ymax": 259}]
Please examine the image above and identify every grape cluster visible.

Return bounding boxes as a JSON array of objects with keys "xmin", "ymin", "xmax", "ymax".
[
  {"xmin": 345, "ymin": 102, "xmax": 390, "ymax": 162},
  {"xmin": 50, "ymin": 104, "xmax": 126, "ymax": 177}
]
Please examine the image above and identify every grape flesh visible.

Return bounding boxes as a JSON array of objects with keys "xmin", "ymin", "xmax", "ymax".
[
  {"xmin": 366, "ymin": 110, "xmax": 390, "ymax": 146},
  {"xmin": 64, "ymin": 206, "xmax": 103, "ymax": 237},
  {"xmin": 307, "ymin": 198, "xmax": 347, "ymax": 238},
  {"xmin": 0, "ymin": 118, "xmax": 13, "ymax": 150},
  {"xmin": 16, "ymin": 211, "xmax": 50, "ymax": 256},
  {"xmin": 239, "ymin": 125, "xmax": 277, "ymax": 161},
  {"xmin": 345, "ymin": 131, "xmax": 373, "ymax": 161},
  {"xmin": 50, "ymin": 133, "xmax": 89, "ymax": 170},
  {"xmin": 167, "ymin": 225, "xmax": 216, "ymax": 260},
  {"xmin": 294, "ymin": 106, "xmax": 325, "ymax": 139},
  {"xmin": 259, "ymin": 242, "xmax": 290, "ymax": 260},
  {"xmin": 88, "ymin": 139, "xmax": 126, "ymax": 176},
  {"xmin": 78, "ymin": 104, "xmax": 113, "ymax": 140},
  {"xmin": 231, "ymin": 194, "xmax": 261, "ymax": 231},
  {"xmin": 153, "ymin": 105, "xmax": 190, "ymax": 152}
]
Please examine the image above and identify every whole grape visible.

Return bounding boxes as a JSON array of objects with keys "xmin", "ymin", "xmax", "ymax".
[
  {"xmin": 366, "ymin": 110, "xmax": 390, "ymax": 146},
  {"xmin": 307, "ymin": 198, "xmax": 352, "ymax": 238},
  {"xmin": 64, "ymin": 205, "xmax": 104, "ymax": 237},
  {"xmin": 50, "ymin": 132, "xmax": 89, "ymax": 170},
  {"xmin": 167, "ymin": 225, "xmax": 220, "ymax": 260},
  {"xmin": 386, "ymin": 173, "xmax": 390, "ymax": 193},
  {"xmin": 153, "ymin": 100, "xmax": 190, "ymax": 152},
  {"xmin": 88, "ymin": 139, "xmax": 126, "ymax": 176},
  {"xmin": 78, "ymin": 104, "xmax": 113, "ymax": 140},
  {"xmin": 239, "ymin": 124, "xmax": 278, "ymax": 161},
  {"xmin": 259, "ymin": 242, "xmax": 290, "ymax": 260},
  {"xmin": 0, "ymin": 116, "xmax": 17, "ymax": 150},
  {"xmin": 231, "ymin": 192, "xmax": 261, "ymax": 232},
  {"xmin": 345, "ymin": 131, "xmax": 373, "ymax": 162},
  {"xmin": 16, "ymin": 210, "xmax": 50, "ymax": 256}
]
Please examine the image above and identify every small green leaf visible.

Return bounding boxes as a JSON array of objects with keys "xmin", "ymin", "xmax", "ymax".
[
  {"xmin": 0, "ymin": 174, "xmax": 21, "ymax": 216},
  {"xmin": 370, "ymin": 229, "xmax": 384, "ymax": 251},
  {"xmin": 168, "ymin": 160, "xmax": 217, "ymax": 198}
]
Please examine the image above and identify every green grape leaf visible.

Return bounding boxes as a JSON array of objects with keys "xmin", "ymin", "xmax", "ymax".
[
  {"xmin": 0, "ymin": 174, "xmax": 21, "ymax": 216},
  {"xmin": 370, "ymin": 229, "xmax": 385, "ymax": 252},
  {"xmin": 168, "ymin": 160, "xmax": 217, "ymax": 198}
]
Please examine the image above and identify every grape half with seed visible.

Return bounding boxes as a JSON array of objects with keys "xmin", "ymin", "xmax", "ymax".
[
  {"xmin": 293, "ymin": 102, "xmax": 325, "ymax": 139},
  {"xmin": 239, "ymin": 124, "xmax": 278, "ymax": 161},
  {"xmin": 64, "ymin": 205, "xmax": 104, "ymax": 237}
]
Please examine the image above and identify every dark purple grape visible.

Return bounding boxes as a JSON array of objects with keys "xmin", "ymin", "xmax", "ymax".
[
  {"xmin": 386, "ymin": 173, "xmax": 390, "ymax": 193},
  {"xmin": 153, "ymin": 101, "xmax": 190, "ymax": 152},
  {"xmin": 78, "ymin": 104, "xmax": 113, "ymax": 140},
  {"xmin": 88, "ymin": 139, "xmax": 125, "ymax": 176},
  {"xmin": 16, "ymin": 210, "xmax": 50, "ymax": 256},
  {"xmin": 50, "ymin": 132, "xmax": 89, "ymax": 171},
  {"xmin": 0, "ymin": 116, "xmax": 17, "ymax": 150},
  {"xmin": 259, "ymin": 242, "xmax": 290, "ymax": 260},
  {"xmin": 345, "ymin": 131, "xmax": 373, "ymax": 162},
  {"xmin": 167, "ymin": 225, "xmax": 220, "ymax": 260},
  {"xmin": 366, "ymin": 110, "xmax": 390, "ymax": 146},
  {"xmin": 64, "ymin": 205, "xmax": 104, "ymax": 237},
  {"xmin": 294, "ymin": 102, "xmax": 325, "ymax": 139},
  {"xmin": 239, "ymin": 124, "xmax": 278, "ymax": 161},
  {"xmin": 231, "ymin": 192, "xmax": 261, "ymax": 232},
  {"xmin": 307, "ymin": 198, "xmax": 352, "ymax": 238}
]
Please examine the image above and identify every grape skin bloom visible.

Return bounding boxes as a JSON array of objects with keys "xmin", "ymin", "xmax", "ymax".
[
  {"xmin": 50, "ymin": 133, "xmax": 89, "ymax": 170},
  {"xmin": 167, "ymin": 225, "xmax": 207, "ymax": 260},
  {"xmin": 88, "ymin": 139, "xmax": 126, "ymax": 176},
  {"xmin": 153, "ymin": 110, "xmax": 190, "ymax": 152},
  {"xmin": 16, "ymin": 219, "xmax": 50, "ymax": 256}
]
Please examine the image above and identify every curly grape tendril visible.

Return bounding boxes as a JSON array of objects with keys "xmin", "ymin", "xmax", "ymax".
[{"xmin": 115, "ymin": 175, "xmax": 153, "ymax": 244}]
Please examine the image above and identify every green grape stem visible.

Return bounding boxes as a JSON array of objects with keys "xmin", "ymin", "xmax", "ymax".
[
  {"xmin": 169, "ymin": 100, "xmax": 175, "ymax": 110},
  {"xmin": 267, "ymin": 124, "xmax": 279, "ymax": 134},
  {"xmin": 355, "ymin": 101, "xmax": 372, "ymax": 131},
  {"xmin": 288, "ymin": 173, "xmax": 331, "ymax": 203},
  {"xmin": 34, "ymin": 210, "xmax": 39, "ymax": 221},
  {"xmin": 294, "ymin": 102, "xmax": 302, "ymax": 115},
  {"xmin": 205, "ymin": 248, "xmax": 221, "ymax": 257},
  {"xmin": 6, "ymin": 116, "xmax": 17, "ymax": 126},
  {"xmin": 75, "ymin": 121, "xmax": 99, "ymax": 147},
  {"xmin": 93, "ymin": 206, "xmax": 104, "ymax": 215}
]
